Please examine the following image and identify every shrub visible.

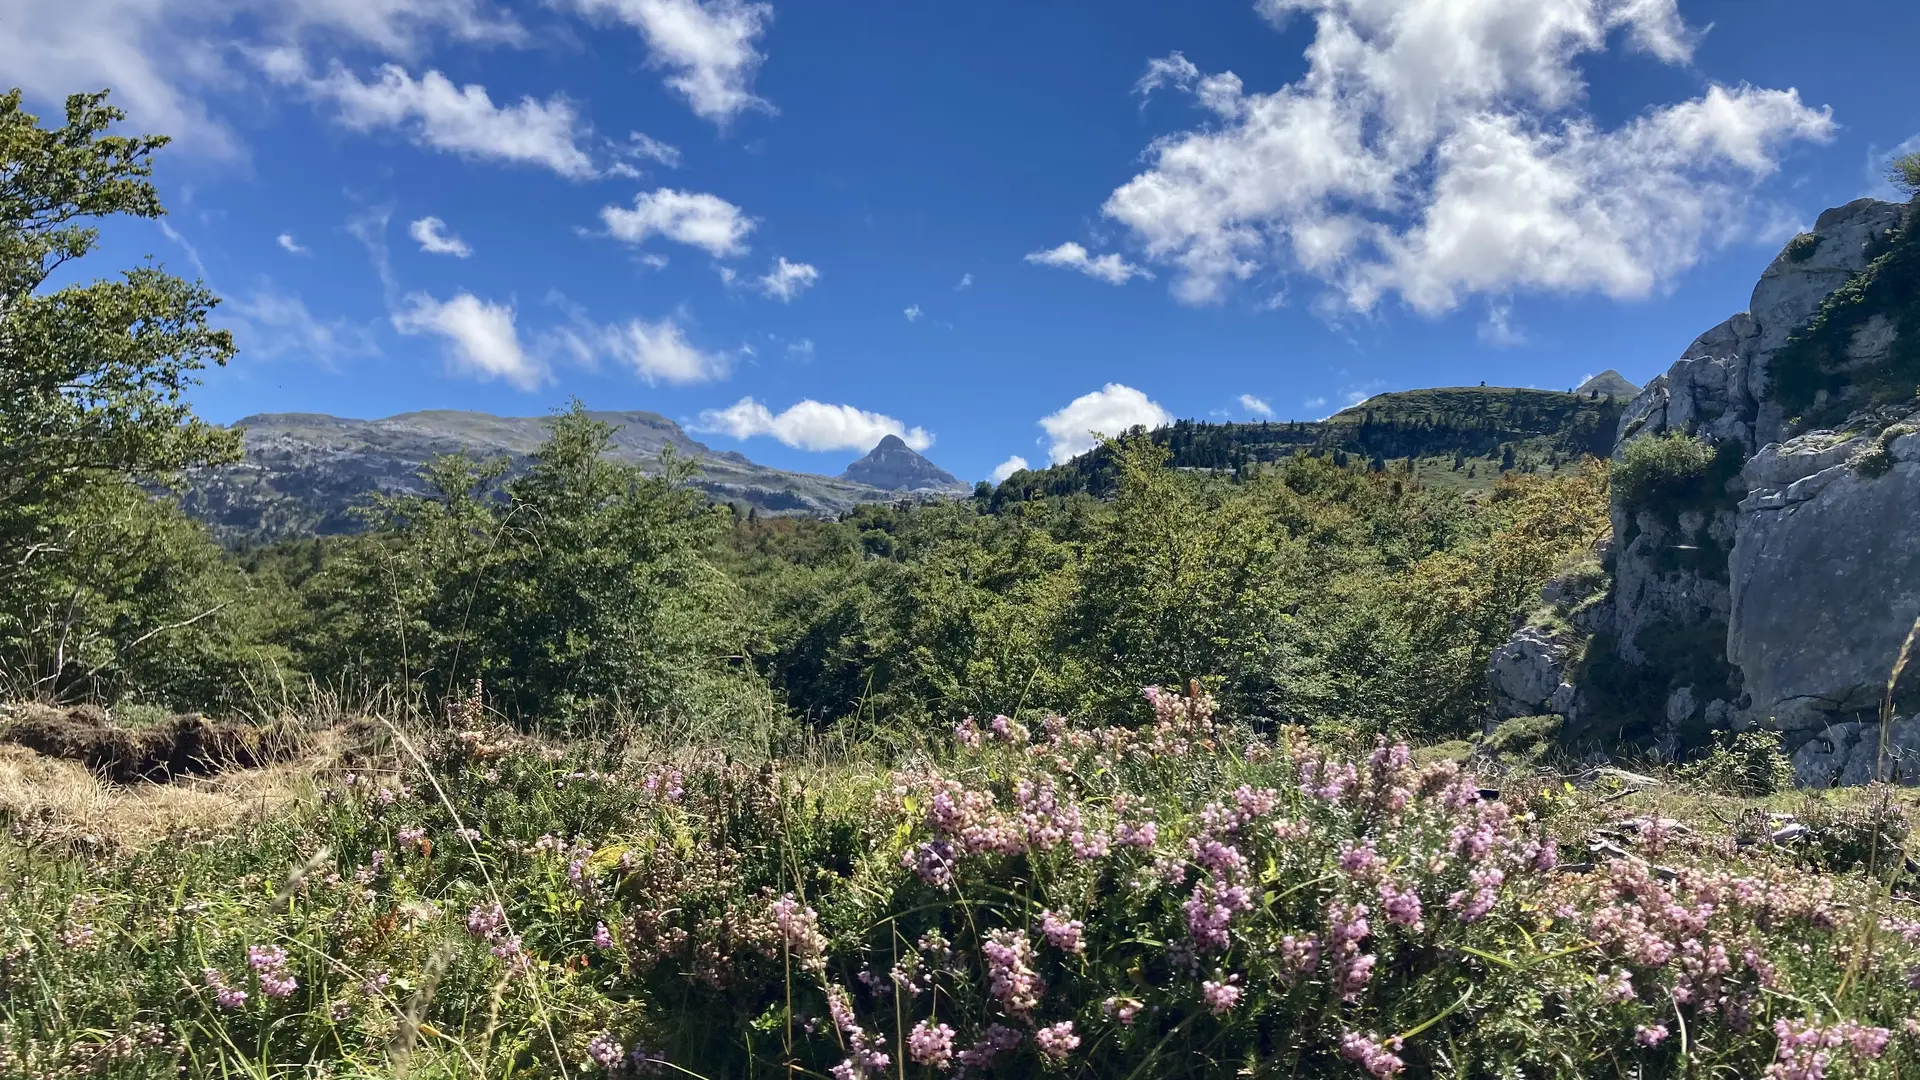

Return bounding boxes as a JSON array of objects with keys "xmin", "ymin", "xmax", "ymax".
[
  {"xmin": 1611, "ymin": 432, "xmax": 1725, "ymax": 514},
  {"xmin": 1785, "ymin": 231, "xmax": 1822, "ymax": 263},
  {"xmin": 1675, "ymin": 729, "xmax": 1797, "ymax": 796}
]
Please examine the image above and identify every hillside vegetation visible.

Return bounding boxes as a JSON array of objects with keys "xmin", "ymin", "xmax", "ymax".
[{"xmin": 994, "ymin": 386, "xmax": 1627, "ymax": 504}]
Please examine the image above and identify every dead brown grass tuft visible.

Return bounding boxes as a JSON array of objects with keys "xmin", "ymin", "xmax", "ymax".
[{"xmin": 0, "ymin": 727, "xmax": 351, "ymax": 848}]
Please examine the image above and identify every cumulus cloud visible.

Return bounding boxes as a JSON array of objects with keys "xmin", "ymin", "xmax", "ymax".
[
  {"xmin": 694, "ymin": 398, "xmax": 933, "ymax": 452},
  {"xmin": 1098, "ymin": 0, "xmax": 1834, "ymax": 310},
  {"xmin": 756, "ymin": 257, "xmax": 820, "ymax": 301},
  {"xmin": 563, "ymin": 0, "xmax": 773, "ymax": 125},
  {"xmin": 277, "ymin": 233, "xmax": 309, "ymax": 255},
  {"xmin": 0, "ymin": 0, "xmax": 525, "ymax": 157},
  {"xmin": 1024, "ymin": 242, "xmax": 1152, "ymax": 285},
  {"xmin": 1239, "ymin": 393, "xmax": 1274, "ymax": 417},
  {"xmin": 391, "ymin": 291, "xmax": 545, "ymax": 390},
  {"xmin": 601, "ymin": 188, "xmax": 756, "ymax": 257},
  {"xmin": 294, "ymin": 62, "xmax": 597, "ymax": 178},
  {"xmin": 409, "ymin": 215, "xmax": 473, "ymax": 257},
  {"xmin": 550, "ymin": 314, "xmax": 732, "ymax": 385},
  {"xmin": 1038, "ymin": 383, "xmax": 1173, "ymax": 464},
  {"xmin": 989, "ymin": 455, "xmax": 1030, "ymax": 483}
]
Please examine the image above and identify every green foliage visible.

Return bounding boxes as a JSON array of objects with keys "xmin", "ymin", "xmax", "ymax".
[
  {"xmin": 1675, "ymin": 729, "xmax": 1797, "ymax": 796},
  {"xmin": 1771, "ymin": 202, "xmax": 1920, "ymax": 425},
  {"xmin": 1612, "ymin": 431, "xmax": 1730, "ymax": 514},
  {"xmin": 1785, "ymin": 231, "xmax": 1823, "ymax": 263},
  {"xmin": 1480, "ymin": 713, "xmax": 1566, "ymax": 766},
  {"xmin": 996, "ymin": 386, "xmax": 1623, "ymax": 503},
  {"xmin": 1888, "ymin": 151, "xmax": 1920, "ymax": 196},
  {"xmin": 0, "ymin": 89, "xmax": 246, "ymax": 705},
  {"xmin": 291, "ymin": 405, "xmax": 753, "ymax": 730}
]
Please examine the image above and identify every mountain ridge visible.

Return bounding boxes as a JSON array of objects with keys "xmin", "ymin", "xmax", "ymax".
[{"xmin": 183, "ymin": 409, "xmax": 963, "ymax": 541}]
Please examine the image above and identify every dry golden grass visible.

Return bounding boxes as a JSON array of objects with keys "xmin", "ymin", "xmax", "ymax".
[{"xmin": 0, "ymin": 727, "xmax": 350, "ymax": 846}]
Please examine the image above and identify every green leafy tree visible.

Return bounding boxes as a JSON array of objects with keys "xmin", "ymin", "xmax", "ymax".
[
  {"xmin": 0, "ymin": 89, "xmax": 245, "ymax": 703},
  {"xmin": 296, "ymin": 405, "xmax": 752, "ymax": 729}
]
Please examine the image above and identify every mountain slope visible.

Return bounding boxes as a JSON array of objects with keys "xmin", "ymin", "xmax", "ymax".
[
  {"xmin": 841, "ymin": 435, "xmax": 967, "ymax": 492},
  {"xmin": 991, "ymin": 385, "xmax": 1627, "ymax": 502},
  {"xmin": 183, "ymin": 410, "xmax": 956, "ymax": 541}
]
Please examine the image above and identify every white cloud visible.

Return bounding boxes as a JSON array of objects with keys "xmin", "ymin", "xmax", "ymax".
[
  {"xmin": 1024, "ymin": 241, "xmax": 1152, "ymax": 285},
  {"xmin": 409, "ymin": 215, "xmax": 473, "ymax": 257},
  {"xmin": 786, "ymin": 337, "xmax": 815, "ymax": 360},
  {"xmin": 623, "ymin": 131, "xmax": 683, "ymax": 168},
  {"xmin": 277, "ymin": 233, "xmax": 309, "ymax": 255},
  {"xmin": 989, "ymin": 455, "xmax": 1030, "ymax": 483},
  {"xmin": 391, "ymin": 291, "xmax": 545, "ymax": 390},
  {"xmin": 1038, "ymin": 383, "xmax": 1173, "ymax": 464},
  {"xmin": 1239, "ymin": 393, "xmax": 1274, "ymax": 417},
  {"xmin": 694, "ymin": 398, "xmax": 933, "ymax": 452},
  {"xmin": 601, "ymin": 188, "xmax": 755, "ymax": 257},
  {"xmin": 0, "ymin": 0, "xmax": 525, "ymax": 158},
  {"xmin": 300, "ymin": 63, "xmax": 597, "ymax": 178},
  {"xmin": 904, "ymin": 304, "xmax": 922, "ymax": 322},
  {"xmin": 639, "ymin": 253, "xmax": 671, "ymax": 270},
  {"xmin": 603, "ymin": 317, "xmax": 732, "ymax": 384},
  {"xmin": 756, "ymin": 257, "xmax": 820, "ymax": 301},
  {"xmin": 1303, "ymin": 395, "xmax": 1328, "ymax": 409},
  {"xmin": 225, "ymin": 285, "xmax": 377, "ymax": 367},
  {"xmin": 1095, "ymin": 0, "xmax": 1834, "ymax": 310},
  {"xmin": 1345, "ymin": 390, "xmax": 1372, "ymax": 406},
  {"xmin": 956, "ymin": 272, "xmax": 974, "ymax": 291},
  {"xmin": 549, "ymin": 313, "xmax": 732, "ymax": 385},
  {"xmin": 1478, "ymin": 300, "xmax": 1527, "ymax": 346},
  {"xmin": 562, "ymin": 0, "xmax": 773, "ymax": 125}
]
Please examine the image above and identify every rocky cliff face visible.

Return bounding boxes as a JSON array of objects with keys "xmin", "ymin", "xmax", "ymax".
[
  {"xmin": 840, "ymin": 435, "xmax": 968, "ymax": 492},
  {"xmin": 1488, "ymin": 197, "xmax": 1920, "ymax": 784}
]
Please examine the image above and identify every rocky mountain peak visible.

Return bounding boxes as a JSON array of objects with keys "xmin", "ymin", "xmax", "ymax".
[
  {"xmin": 1574, "ymin": 370, "xmax": 1639, "ymax": 399},
  {"xmin": 841, "ymin": 436, "xmax": 964, "ymax": 492}
]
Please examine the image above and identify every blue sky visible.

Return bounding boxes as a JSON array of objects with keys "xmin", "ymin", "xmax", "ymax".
[{"xmin": 6, "ymin": 0, "xmax": 1917, "ymax": 482}]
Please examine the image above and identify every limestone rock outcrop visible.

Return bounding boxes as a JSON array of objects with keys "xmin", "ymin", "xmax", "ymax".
[{"xmin": 1486, "ymin": 196, "xmax": 1920, "ymax": 784}]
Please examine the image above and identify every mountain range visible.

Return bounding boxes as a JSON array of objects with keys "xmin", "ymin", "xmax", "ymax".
[{"xmin": 182, "ymin": 409, "xmax": 971, "ymax": 541}]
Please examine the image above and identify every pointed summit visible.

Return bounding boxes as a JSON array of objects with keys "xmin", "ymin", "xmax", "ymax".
[
  {"xmin": 842, "ymin": 436, "xmax": 964, "ymax": 492},
  {"xmin": 1575, "ymin": 370, "xmax": 1640, "ymax": 399}
]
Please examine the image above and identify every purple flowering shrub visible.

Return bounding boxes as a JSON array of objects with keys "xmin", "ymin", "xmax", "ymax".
[{"xmin": 4, "ymin": 689, "xmax": 1920, "ymax": 1078}]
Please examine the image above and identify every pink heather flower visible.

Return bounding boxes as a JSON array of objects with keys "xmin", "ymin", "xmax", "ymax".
[
  {"xmin": 955, "ymin": 1025, "xmax": 1022, "ymax": 1070},
  {"xmin": 1377, "ymin": 880, "xmax": 1424, "ymax": 930},
  {"xmin": 1114, "ymin": 820, "xmax": 1158, "ymax": 849},
  {"xmin": 202, "ymin": 968, "xmax": 248, "ymax": 1010},
  {"xmin": 1636, "ymin": 1025, "xmax": 1669, "ymax": 1047},
  {"xmin": 907, "ymin": 1021, "xmax": 955, "ymax": 1069},
  {"xmin": 1040, "ymin": 910, "xmax": 1085, "ymax": 954},
  {"xmin": 983, "ymin": 929, "xmax": 1042, "ymax": 1015},
  {"xmin": 454, "ymin": 827, "xmax": 482, "ymax": 843},
  {"xmin": 1338, "ymin": 840, "xmax": 1383, "ymax": 880},
  {"xmin": 770, "ymin": 895, "xmax": 828, "ymax": 969},
  {"xmin": 396, "ymin": 825, "xmax": 426, "ymax": 850},
  {"xmin": 467, "ymin": 902, "xmax": 507, "ymax": 940},
  {"xmin": 1598, "ymin": 968, "xmax": 1635, "ymax": 1004},
  {"xmin": 1034, "ymin": 1021, "xmax": 1079, "ymax": 1061},
  {"xmin": 247, "ymin": 944, "xmax": 297, "ymax": 998},
  {"xmin": 587, "ymin": 1033, "xmax": 625, "ymax": 1071},
  {"xmin": 1201, "ymin": 974, "xmax": 1242, "ymax": 1015},
  {"xmin": 905, "ymin": 840, "xmax": 958, "ymax": 889},
  {"xmin": 1339, "ymin": 1032, "xmax": 1405, "ymax": 1077},
  {"xmin": 1069, "ymin": 829, "xmax": 1111, "ymax": 860},
  {"xmin": 1102, "ymin": 996, "xmax": 1143, "ymax": 1025},
  {"xmin": 593, "ymin": 922, "xmax": 614, "ymax": 950},
  {"xmin": 1447, "ymin": 867, "xmax": 1504, "ymax": 923},
  {"xmin": 1278, "ymin": 933, "xmax": 1321, "ymax": 981},
  {"xmin": 954, "ymin": 719, "xmax": 982, "ymax": 749}
]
